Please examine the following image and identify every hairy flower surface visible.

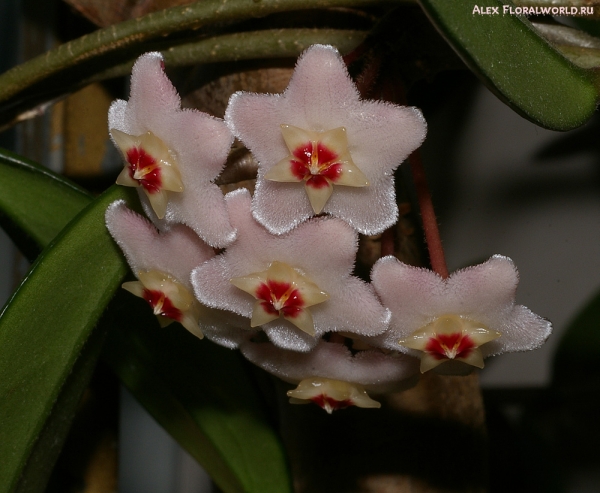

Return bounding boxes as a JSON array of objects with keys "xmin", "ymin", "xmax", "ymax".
[
  {"xmin": 371, "ymin": 255, "xmax": 552, "ymax": 374},
  {"xmin": 241, "ymin": 338, "xmax": 419, "ymax": 395},
  {"xmin": 226, "ymin": 44, "xmax": 427, "ymax": 235},
  {"xmin": 109, "ymin": 52, "xmax": 235, "ymax": 248},
  {"xmin": 106, "ymin": 201, "xmax": 247, "ymax": 343},
  {"xmin": 191, "ymin": 189, "xmax": 390, "ymax": 352}
]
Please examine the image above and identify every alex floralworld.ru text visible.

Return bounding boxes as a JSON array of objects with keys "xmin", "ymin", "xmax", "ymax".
[{"xmin": 472, "ymin": 5, "xmax": 594, "ymax": 16}]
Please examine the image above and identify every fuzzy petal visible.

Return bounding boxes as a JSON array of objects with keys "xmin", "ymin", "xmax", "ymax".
[
  {"xmin": 192, "ymin": 189, "xmax": 389, "ymax": 352},
  {"xmin": 371, "ymin": 255, "xmax": 552, "ymax": 361},
  {"xmin": 109, "ymin": 52, "xmax": 235, "ymax": 247},
  {"xmin": 241, "ymin": 339, "xmax": 420, "ymax": 394},
  {"xmin": 226, "ymin": 44, "xmax": 427, "ymax": 235},
  {"xmin": 105, "ymin": 200, "xmax": 215, "ymax": 284}
]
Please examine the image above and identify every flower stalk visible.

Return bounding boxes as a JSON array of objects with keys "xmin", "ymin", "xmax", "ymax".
[{"xmin": 408, "ymin": 150, "xmax": 449, "ymax": 278}]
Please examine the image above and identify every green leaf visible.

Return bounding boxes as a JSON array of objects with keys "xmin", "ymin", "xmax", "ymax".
[
  {"xmin": 0, "ymin": 147, "xmax": 92, "ymax": 261},
  {"xmin": 0, "ymin": 185, "xmax": 136, "ymax": 493},
  {"xmin": 0, "ymin": 0, "xmax": 386, "ymax": 129},
  {"xmin": 418, "ymin": 0, "xmax": 599, "ymax": 130},
  {"xmin": 102, "ymin": 295, "xmax": 292, "ymax": 493},
  {"xmin": 553, "ymin": 287, "xmax": 600, "ymax": 388},
  {"xmin": 12, "ymin": 319, "xmax": 110, "ymax": 493}
]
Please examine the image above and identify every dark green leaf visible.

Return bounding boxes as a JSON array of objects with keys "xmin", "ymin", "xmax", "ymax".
[
  {"xmin": 0, "ymin": 147, "xmax": 92, "ymax": 261},
  {"xmin": 0, "ymin": 186, "xmax": 135, "ymax": 493},
  {"xmin": 102, "ymin": 295, "xmax": 292, "ymax": 493},
  {"xmin": 12, "ymin": 319, "xmax": 109, "ymax": 493},
  {"xmin": 418, "ymin": 0, "xmax": 599, "ymax": 130}
]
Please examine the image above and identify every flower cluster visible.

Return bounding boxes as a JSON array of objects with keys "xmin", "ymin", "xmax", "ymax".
[{"xmin": 106, "ymin": 46, "xmax": 551, "ymax": 412}]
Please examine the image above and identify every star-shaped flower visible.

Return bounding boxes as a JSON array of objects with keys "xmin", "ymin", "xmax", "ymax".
[
  {"xmin": 109, "ymin": 52, "xmax": 235, "ymax": 248},
  {"xmin": 225, "ymin": 44, "xmax": 427, "ymax": 235},
  {"xmin": 370, "ymin": 255, "xmax": 552, "ymax": 374},
  {"xmin": 266, "ymin": 125, "xmax": 369, "ymax": 214},
  {"xmin": 287, "ymin": 377, "xmax": 381, "ymax": 413},
  {"xmin": 121, "ymin": 270, "xmax": 202, "ymax": 337},
  {"xmin": 231, "ymin": 261, "xmax": 329, "ymax": 336},
  {"xmin": 106, "ymin": 201, "xmax": 248, "ymax": 344},
  {"xmin": 191, "ymin": 188, "xmax": 390, "ymax": 352}
]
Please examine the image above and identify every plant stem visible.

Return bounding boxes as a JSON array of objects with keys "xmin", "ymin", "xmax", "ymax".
[{"xmin": 408, "ymin": 151, "xmax": 448, "ymax": 278}]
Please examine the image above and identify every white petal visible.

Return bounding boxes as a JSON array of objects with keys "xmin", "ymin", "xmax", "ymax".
[{"xmin": 106, "ymin": 200, "xmax": 215, "ymax": 285}]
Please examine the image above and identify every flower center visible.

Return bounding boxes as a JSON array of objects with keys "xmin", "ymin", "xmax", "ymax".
[
  {"xmin": 311, "ymin": 394, "xmax": 352, "ymax": 413},
  {"xmin": 291, "ymin": 140, "xmax": 342, "ymax": 187},
  {"xmin": 425, "ymin": 331, "xmax": 476, "ymax": 361},
  {"xmin": 287, "ymin": 377, "xmax": 380, "ymax": 413},
  {"xmin": 142, "ymin": 288, "xmax": 182, "ymax": 321},
  {"xmin": 111, "ymin": 129, "xmax": 184, "ymax": 219},
  {"xmin": 265, "ymin": 125, "xmax": 369, "ymax": 214},
  {"xmin": 256, "ymin": 279, "xmax": 304, "ymax": 317},
  {"xmin": 399, "ymin": 314, "xmax": 501, "ymax": 373},
  {"xmin": 230, "ymin": 261, "xmax": 329, "ymax": 336},
  {"xmin": 126, "ymin": 146, "xmax": 162, "ymax": 194},
  {"xmin": 121, "ymin": 270, "xmax": 204, "ymax": 339}
]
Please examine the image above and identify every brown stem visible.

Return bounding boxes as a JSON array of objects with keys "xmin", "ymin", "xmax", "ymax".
[
  {"xmin": 380, "ymin": 227, "xmax": 395, "ymax": 257},
  {"xmin": 408, "ymin": 150, "xmax": 449, "ymax": 278}
]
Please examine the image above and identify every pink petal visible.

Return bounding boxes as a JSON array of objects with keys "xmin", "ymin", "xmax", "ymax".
[
  {"xmin": 192, "ymin": 189, "xmax": 389, "ymax": 352},
  {"xmin": 105, "ymin": 200, "xmax": 215, "ymax": 286},
  {"xmin": 241, "ymin": 339, "xmax": 420, "ymax": 394},
  {"xmin": 371, "ymin": 255, "xmax": 552, "ymax": 357},
  {"xmin": 109, "ymin": 52, "xmax": 235, "ymax": 247},
  {"xmin": 225, "ymin": 44, "xmax": 427, "ymax": 235}
]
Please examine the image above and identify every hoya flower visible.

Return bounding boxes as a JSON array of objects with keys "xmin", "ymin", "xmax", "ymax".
[
  {"xmin": 109, "ymin": 52, "xmax": 235, "ymax": 248},
  {"xmin": 371, "ymin": 255, "xmax": 552, "ymax": 374},
  {"xmin": 225, "ymin": 44, "xmax": 427, "ymax": 235},
  {"xmin": 287, "ymin": 378, "xmax": 381, "ymax": 413},
  {"xmin": 106, "ymin": 201, "xmax": 248, "ymax": 344},
  {"xmin": 230, "ymin": 260, "xmax": 329, "ymax": 337},
  {"xmin": 191, "ymin": 189, "xmax": 390, "ymax": 352},
  {"xmin": 241, "ymin": 338, "xmax": 419, "ymax": 397}
]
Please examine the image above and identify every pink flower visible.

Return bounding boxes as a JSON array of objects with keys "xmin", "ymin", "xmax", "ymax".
[
  {"xmin": 225, "ymin": 44, "xmax": 426, "ymax": 235},
  {"xmin": 371, "ymin": 255, "xmax": 552, "ymax": 374},
  {"xmin": 191, "ymin": 189, "xmax": 390, "ymax": 352},
  {"xmin": 241, "ymin": 338, "xmax": 419, "ymax": 396},
  {"xmin": 108, "ymin": 52, "xmax": 235, "ymax": 248},
  {"xmin": 106, "ymin": 201, "xmax": 248, "ymax": 344}
]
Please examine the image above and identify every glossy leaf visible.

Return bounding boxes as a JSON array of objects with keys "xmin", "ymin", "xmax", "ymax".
[
  {"xmin": 11, "ymin": 320, "xmax": 110, "ymax": 493},
  {"xmin": 0, "ymin": 147, "xmax": 92, "ymax": 260},
  {"xmin": 0, "ymin": 186, "xmax": 135, "ymax": 493},
  {"xmin": 102, "ymin": 296, "xmax": 292, "ymax": 493},
  {"xmin": 418, "ymin": 0, "xmax": 599, "ymax": 130}
]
